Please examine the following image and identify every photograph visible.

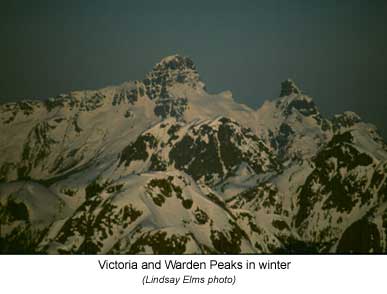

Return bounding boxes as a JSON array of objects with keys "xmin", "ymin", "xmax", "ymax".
[{"xmin": 1, "ymin": 0, "xmax": 387, "ymax": 256}]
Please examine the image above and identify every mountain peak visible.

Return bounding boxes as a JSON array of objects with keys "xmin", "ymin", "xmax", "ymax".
[
  {"xmin": 332, "ymin": 111, "xmax": 362, "ymax": 132},
  {"xmin": 153, "ymin": 54, "xmax": 196, "ymax": 72},
  {"xmin": 280, "ymin": 79, "xmax": 301, "ymax": 97},
  {"xmin": 143, "ymin": 55, "xmax": 204, "ymax": 101},
  {"xmin": 268, "ymin": 79, "xmax": 320, "ymax": 120}
]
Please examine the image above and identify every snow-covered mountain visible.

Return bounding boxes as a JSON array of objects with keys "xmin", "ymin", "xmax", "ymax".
[{"xmin": 1, "ymin": 54, "xmax": 386, "ymax": 253}]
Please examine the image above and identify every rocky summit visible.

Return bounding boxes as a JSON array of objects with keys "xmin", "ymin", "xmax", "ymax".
[{"xmin": 1, "ymin": 55, "xmax": 387, "ymax": 254}]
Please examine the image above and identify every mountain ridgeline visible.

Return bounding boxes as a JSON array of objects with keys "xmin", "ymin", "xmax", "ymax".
[{"xmin": 1, "ymin": 55, "xmax": 387, "ymax": 254}]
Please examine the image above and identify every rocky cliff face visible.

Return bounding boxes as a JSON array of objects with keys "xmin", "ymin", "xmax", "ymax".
[{"xmin": 1, "ymin": 55, "xmax": 386, "ymax": 253}]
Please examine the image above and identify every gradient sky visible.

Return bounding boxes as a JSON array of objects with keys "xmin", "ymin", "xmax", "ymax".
[{"xmin": 1, "ymin": 0, "xmax": 387, "ymax": 136}]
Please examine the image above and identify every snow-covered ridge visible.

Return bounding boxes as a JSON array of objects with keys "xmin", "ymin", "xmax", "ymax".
[{"xmin": 1, "ymin": 55, "xmax": 387, "ymax": 254}]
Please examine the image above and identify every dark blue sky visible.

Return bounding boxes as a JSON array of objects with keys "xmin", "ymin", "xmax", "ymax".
[{"xmin": 1, "ymin": 0, "xmax": 386, "ymax": 136}]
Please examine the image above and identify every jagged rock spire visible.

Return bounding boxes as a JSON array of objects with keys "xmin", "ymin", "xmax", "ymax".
[
  {"xmin": 280, "ymin": 79, "xmax": 301, "ymax": 97},
  {"xmin": 142, "ymin": 54, "xmax": 205, "ymax": 102},
  {"xmin": 143, "ymin": 55, "xmax": 204, "ymax": 101},
  {"xmin": 153, "ymin": 54, "xmax": 196, "ymax": 72}
]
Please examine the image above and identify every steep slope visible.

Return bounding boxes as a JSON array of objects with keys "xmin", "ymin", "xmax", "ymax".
[
  {"xmin": 255, "ymin": 79, "xmax": 332, "ymax": 162},
  {"xmin": 0, "ymin": 181, "xmax": 69, "ymax": 253},
  {"xmin": 0, "ymin": 83, "xmax": 159, "ymax": 182},
  {"xmin": 38, "ymin": 171, "xmax": 257, "ymax": 254},
  {"xmin": 295, "ymin": 130, "xmax": 387, "ymax": 252},
  {"xmin": 116, "ymin": 116, "xmax": 280, "ymax": 188}
]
